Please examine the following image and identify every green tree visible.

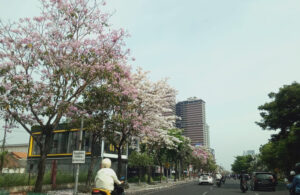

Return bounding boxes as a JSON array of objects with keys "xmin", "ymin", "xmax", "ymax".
[
  {"xmin": 202, "ymin": 156, "xmax": 218, "ymax": 173},
  {"xmin": 256, "ymin": 82, "xmax": 300, "ymax": 175},
  {"xmin": 259, "ymin": 126, "xmax": 300, "ymax": 175},
  {"xmin": 167, "ymin": 129, "xmax": 193, "ymax": 181},
  {"xmin": 249, "ymin": 154, "xmax": 268, "ymax": 173},
  {"xmin": 128, "ymin": 151, "xmax": 154, "ymax": 184},
  {"xmin": 256, "ymin": 82, "xmax": 300, "ymax": 139},
  {"xmin": 0, "ymin": 151, "xmax": 8, "ymax": 174},
  {"xmin": 231, "ymin": 155, "xmax": 254, "ymax": 173},
  {"xmin": 78, "ymin": 84, "xmax": 125, "ymax": 187}
]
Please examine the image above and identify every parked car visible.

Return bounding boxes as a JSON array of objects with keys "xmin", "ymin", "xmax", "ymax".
[
  {"xmin": 199, "ymin": 173, "xmax": 213, "ymax": 185},
  {"xmin": 250, "ymin": 172, "xmax": 276, "ymax": 191}
]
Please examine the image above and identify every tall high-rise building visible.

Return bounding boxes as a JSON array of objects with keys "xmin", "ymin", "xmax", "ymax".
[
  {"xmin": 243, "ymin": 150, "xmax": 255, "ymax": 156},
  {"xmin": 204, "ymin": 124, "xmax": 210, "ymax": 148},
  {"xmin": 176, "ymin": 97, "xmax": 209, "ymax": 146}
]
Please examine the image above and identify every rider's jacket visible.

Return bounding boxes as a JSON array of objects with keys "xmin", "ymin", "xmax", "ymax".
[
  {"xmin": 216, "ymin": 174, "xmax": 222, "ymax": 180},
  {"xmin": 94, "ymin": 168, "xmax": 122, "ymax": 192},
  {"xmin": 288, "ymin": 174, "xmax": 300, "ymax": 193}
]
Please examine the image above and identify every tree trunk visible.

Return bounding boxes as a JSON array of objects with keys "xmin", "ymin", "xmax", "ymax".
[
  {"xmin": 0, "ymin": 119, "xmax": 8, "ymax": 174},
  {"xmin": 166, "ymin": 168, "xmax": 168, "ymax": 183},
  {"xmin": 179, "ymin": 159, "xmax": 183, "ymax": 180},
  {"xmin": 34, "ymin": 151, "xmax": 47, "ymax": 192},
  {"xmin": 34, "ymin": 129, "xmax": 53, "ymax": 192},
  {"xmin": 86, "ymin": 155, "xmax": 97, "ymax": 187},
  {"xmin": 147, "ymin": 166, "xmax": 152, "ymax": 184},
  {"xmin": 160, "ymin": 164, "xmax": 163, "ymax": 183},
  {"xmin": 174, "ymin": 160, "xmax": 178, "ymax": 181},
  {"xmin": 86, "ymin": 135, "xmax": 100, "ymax": 187},
  {"xmin": 0, "ymin": 153, "xmax": 4, "ymax": 174},
  {"xmin": 138, "ymin": 166, "xmax": 141, "ymax": 184},
  {"xmin": 117, "ymin": 147, "xmax": 122, "ymax": 178}
]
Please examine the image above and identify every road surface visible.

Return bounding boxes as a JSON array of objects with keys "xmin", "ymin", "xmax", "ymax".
[{"xmin": 145, "ymin": 179, "xmax": 289, "ymax": 195}]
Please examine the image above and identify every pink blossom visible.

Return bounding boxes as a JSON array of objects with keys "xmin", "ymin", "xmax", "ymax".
[
  {"xmin": 4, "ymin": 83, "xmax": 12, "ymax": 91},
  {"xmin": 33, "ymin": 16, "xmax": 45, "ymax": 22}
]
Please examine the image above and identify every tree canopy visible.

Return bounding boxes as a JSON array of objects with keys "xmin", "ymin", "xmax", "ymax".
[
  {"xmin": 256, "ymin": 82, "xmax": 300, "ymax": 138},
  {"xmin": 256, "ymin": 82, "xmax": 300, "ymax": 175},
  {"xmin": 231, "ymin": 155, "xmax": 254, "ymax": 173}
]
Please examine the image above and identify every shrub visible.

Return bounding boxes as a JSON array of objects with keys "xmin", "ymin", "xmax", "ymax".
[{"xmin": 127, "ymin": 176, "xmax": 139, "ymax": 183}]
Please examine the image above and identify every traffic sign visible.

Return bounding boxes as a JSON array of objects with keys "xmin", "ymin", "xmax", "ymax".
[{"xmin": 72, "ymin": 150, "xmax": 86, "ymax": 164}]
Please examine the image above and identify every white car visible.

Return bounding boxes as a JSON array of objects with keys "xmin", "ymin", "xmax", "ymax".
[{"xmin": 199, "ymin": 174, "xmax": 214, "ymax": 185}]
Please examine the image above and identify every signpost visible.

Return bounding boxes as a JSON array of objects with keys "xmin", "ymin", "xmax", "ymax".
[
  {"xmin": 72, "ymin": 151, "xmax": 86, "ymax": 164},
  {"xmin": 73, "ymin": 117, "xmax": 84, "ymax": 195}
]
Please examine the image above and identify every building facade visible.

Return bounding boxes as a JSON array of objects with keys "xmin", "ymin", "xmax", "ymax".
[
  {"xmin": 4, "ymin": 143, "xmax": 28, "ymax": 153},
  {"xmin": 243, "ymin": 150, "xmax": 255, "ymax": 156},
  {"xmin": 204, "ymin": 124, "xmax": 210, "ymax": 148},
  {"xmin": 27, "ymin": 124, "xmax": 136, "ymax": 178},
  {"xmin": 176, "ymin": 98, "xmax": 209, "ymax": 146}
]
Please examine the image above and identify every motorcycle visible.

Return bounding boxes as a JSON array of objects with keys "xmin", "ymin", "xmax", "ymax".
[
  {"xmin": 92, "ymin": 188, "xmax": 111, "ymax": 195},
  {"xmin": 221, "ymin": 176, "xmax": 226, "ymax": 184},
  {"xmin": 92, "ymin": 177, "xmax": 126, "ymax": 195},
  {"xmin": 92, "ymin": 184, "xmax": 125, "ymax": 195},
  {"xmin": 240, "ymin": 180, "xmax": 248, "ymax": 193},
  {"xmin": 216, "ymin": 179, "xmax": 222, "ymax": 187}
]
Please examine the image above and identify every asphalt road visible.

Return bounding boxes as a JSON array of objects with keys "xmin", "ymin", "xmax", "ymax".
[{"xmin": 144, "ymin": 179, "xmax": 289, "ymax": 195}]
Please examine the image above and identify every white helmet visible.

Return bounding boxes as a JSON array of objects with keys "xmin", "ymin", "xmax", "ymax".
[{"xmin": 290, "ymin": 170, "xmax": 296, "ymax": 176}]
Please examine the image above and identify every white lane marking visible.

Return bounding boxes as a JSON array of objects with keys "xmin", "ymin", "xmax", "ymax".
[
  {"xmin": 255, "ymin": 193, "xmax": 259, "ymax": 195},
  {"xmin": 202, "ymin": 192, "xmax": 208, "ymax": 195}
]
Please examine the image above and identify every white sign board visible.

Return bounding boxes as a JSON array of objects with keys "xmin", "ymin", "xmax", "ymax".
[{"xmin": 72, "ymin": 150, "xmax": 86, "ymax": 164}]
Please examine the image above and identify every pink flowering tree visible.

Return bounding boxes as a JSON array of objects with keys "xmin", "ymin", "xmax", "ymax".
[
  {"xmin": 104, "ymin": 68, "xmax": 177, "ymax": 178},
  {"xmin": 104, "ymin": 84, "xmax": 142, "ymax": 177},
  {"xmin": 142, "ymin": 128, "xmax": 182, "ymax": 182},
  {"xmin": 129, "ymin": 69, "xmax": 178, "ymax": 182},
  {"xmin": 0, "ymin": 0, "xmax": 129, "ymax": 191},
  {"xmin": 67, "ymin": 63, "xmax": 132, "ymax": 186},
  {"xmin": 191, "ymin": 145, "xmax": 214, "ymax": 173},
  {"xmin": 131, "ymin": 69, "xmax": 177, "ymax": 135}
]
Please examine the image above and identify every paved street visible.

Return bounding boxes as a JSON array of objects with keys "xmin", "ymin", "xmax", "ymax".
[{"xmin": 145, "ymin": 179, "xmax": 289, "ymax": 195}]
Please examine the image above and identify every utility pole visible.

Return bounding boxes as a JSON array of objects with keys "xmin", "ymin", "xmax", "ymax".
[
  {"xmin": 0, "ymin": 118, "xmax": 8, "ymax": 174},
  {"xmin": 74, "ymin": 117, "xmax": 84, "ymax": 195}
]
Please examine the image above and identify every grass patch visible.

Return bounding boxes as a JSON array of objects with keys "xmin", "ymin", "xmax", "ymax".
[
  {"xmin": 0, "ymin": 173, "xmax": 35, "ymax": 187},
  {"xmin": 0, "ymin": 171, "xmax": 88, "ymax": 187}
]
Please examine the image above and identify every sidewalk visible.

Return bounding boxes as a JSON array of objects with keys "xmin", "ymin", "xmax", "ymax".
[
  {"xmin": 125, "ymin": 178, "xmax": 197, "ymax": 195},
  {"xmin": 46, "ymin": 178, "xmax": 197, "ymax": 195}
]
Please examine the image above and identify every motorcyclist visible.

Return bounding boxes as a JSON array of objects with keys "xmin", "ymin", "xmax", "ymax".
[
  {"xmin": 221, "ymin": 174, "xmax": 226, "ymax": 184},
  {"xmin": 288, "ymin": 171, "xmax": 296, "ymax": 195},
  {"xmin": 289, "ymin": 171, "xmax": 296, "ymax": 183},
  {"xmin": 216, "ymin": 172, "xmax": 222, "ymax": 180},
  {"xmin": 94, "ymin": 158, "xmax": 124, "ymax": 195},
  {"xmin": 239, "ymin": 171, "xmax": 249, "ymax": 192},
  {"xmin": 215, "ymin": 172, "xmax": 222, "ymax": 186},
  {"xmin": 287, "ymin": 163, "xmax": 300, "ymax": 195}
]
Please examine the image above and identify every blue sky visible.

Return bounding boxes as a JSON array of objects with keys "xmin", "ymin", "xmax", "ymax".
[{"xmin": 1, "ymin": 0, "xmax": 300, "ymax": 170}]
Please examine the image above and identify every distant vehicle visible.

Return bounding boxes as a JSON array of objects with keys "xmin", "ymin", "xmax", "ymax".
[
  {"xmin": 250, "ymin": 172, "xmax": 276, "ymax": 191},
  {"xmin": 199, "ymin": 173, "xmax": 214, "ymax": 185}
]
